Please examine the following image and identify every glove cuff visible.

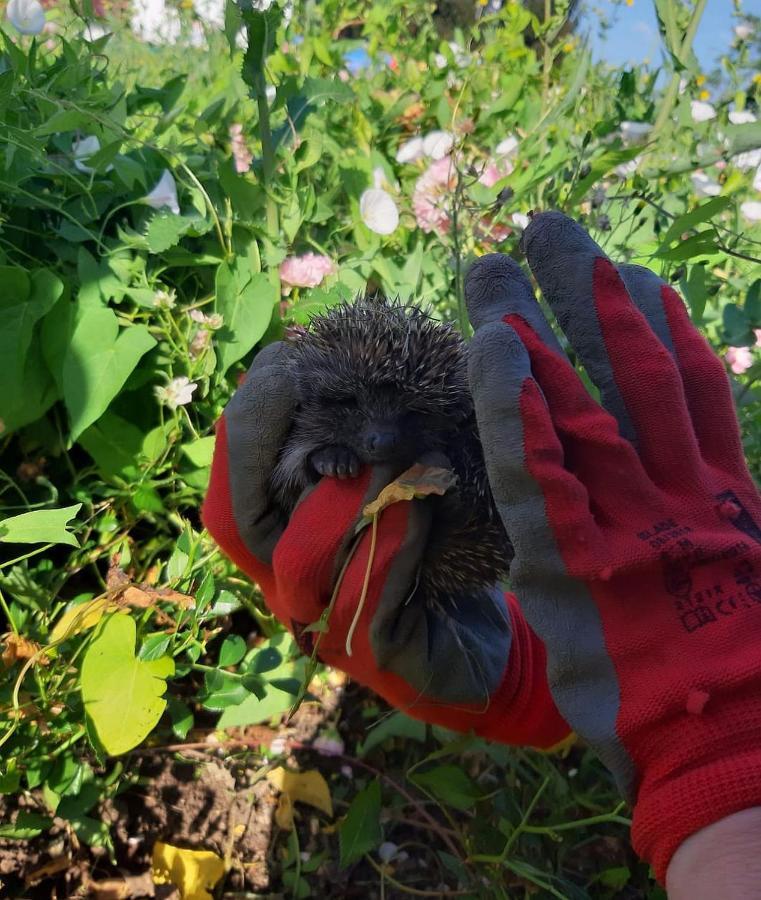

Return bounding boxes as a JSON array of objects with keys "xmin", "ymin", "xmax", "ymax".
[{"xmin": 631, "ymin": 679, "xmax": 761, "ymax": 883}]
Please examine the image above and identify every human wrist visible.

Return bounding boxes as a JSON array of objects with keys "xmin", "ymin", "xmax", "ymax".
[{"xmin": 666, "ymin": 808, "xmax": 761, "ymax": 900}]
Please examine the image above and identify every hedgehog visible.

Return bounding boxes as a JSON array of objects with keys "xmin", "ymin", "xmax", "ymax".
[{"xmin": 270, "ymin": 296, "xmax": 513, "ymax": 605}]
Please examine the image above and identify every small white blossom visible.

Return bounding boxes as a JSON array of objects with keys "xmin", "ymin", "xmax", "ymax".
[
  {"xmin": 72, "ymin": 136, "xmax": 102, "ymax": 174},
  {"xmin": 620, "ymin": 121, "xmax": 652, "ymax": 145},
  {"xmin": 742, "ymin": 201, "xmax": 761, "ymax": 223},
  {"xmin": 433, "ymin": 52, "xmax": 447, "ymax": 69},
  {"xmin": 153, "ymin": 288, "xmax": 177, "ymax": 309},
  {"xmin": 131, "ymin": 0, "xmax": 181, "ymax": 45},
  {"xmin": 378, "ymin": 842, "xmax": 400, "ymax": 863},
  {"xmin": 615, "ymin": 156, "xmax": 641, "ymax": 178},
  {"xmin": 7, "ymin": 0, "xmax": 46, "ymax": 34},
  {"xmin": 189, "ymin": 308, "xmax": 223, "ymax": 329},
  {"xmin": 360, "ymin": 188, "xmax": 399, "ymax": 235},
  {"xmin": 340, "ymin": 764, "xmax": 353, "ymax": 778},
  {"xmin": 447, "ymin": 40, "xmax": 469, "ymax": 67},
  {"xmin": 145, "ymin": 170, "xmax": 180, "ymax": 215},
  {"xmin": 312, "ymin": 734, "xmax": 345, "ymax": 757},
  {"xmin": 269, "ymin": 736, "xmax": 287, "ymax": 755},
  {"xmin": 193, "ymin": 0, "xmax": 225, "ymax": 27},
  {"xmin": 733, "ymin": 149, "xmax": 761, "ymax": 172},
  {"xmin": 154, "ymin": 376, "xmax": 197, "ymax": 410},
  {"xmin": 691, "ymin": 100, "xmax": 716, "ymax": 123},
  {"xmin": 734, "ymin": 21, "xmax": 753, "ymax": 41},
  {"xmin": 422, "ymin": 130, "xmax": 454, "ymax": 160},
  {"xmin": 729, "ymin": 109, "xmax": 757, "ymax": 125},
  {"xmin": 396, "ymin": 137, "xmax": 425, "ymax": 164},
  {"xmin": 691, "ymin": 171, "xmax": 721, "ymax": 197},
  {"xmin": 495, "ymin": 135, "xmax": 520, "ymax": 158},
  {"xmin": 83, "ymin": 22, "xmax": 110, "ymax": 41},
  {"xmin": 511, "ymin": 212, "xmax": 531, "ymax": 230}
]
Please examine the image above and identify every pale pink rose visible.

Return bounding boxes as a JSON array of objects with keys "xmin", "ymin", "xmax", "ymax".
[
  {"xmin": 279, "ymin": 253, "xmax": 336, "ymax": 288},
  {"xmin": 412, "ymin": 156, "xmax": 456, "ymax": 235},
  {"xmin": 478, "ymin": 159, "xmax": 513, "ymax": 188},
  {"xmin": 229, "ymin": 123, "xmax": 253, "ymax": 174},
  {"xmin": 725, "ymin": 346, "xmax": 753, "ymax": 374}
]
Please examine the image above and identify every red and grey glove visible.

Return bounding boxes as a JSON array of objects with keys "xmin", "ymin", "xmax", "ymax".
[
  {"xmin": 465, "ymin": 211, "xmax": 761, "ymax": 882},
  {"xmin": 202, "ymin": 337, "xmax": 569, "ymax": 749}
]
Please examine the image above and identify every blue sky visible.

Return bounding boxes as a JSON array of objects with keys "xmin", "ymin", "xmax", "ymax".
[{"xmin": 588, "ymin": 0, "xmax": 745, "ymax": 70}]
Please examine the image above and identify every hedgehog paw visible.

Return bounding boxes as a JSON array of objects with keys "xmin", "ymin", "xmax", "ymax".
[{"xmin": 309, "ymin": 446, "xmax": 361, "ymax": 479}]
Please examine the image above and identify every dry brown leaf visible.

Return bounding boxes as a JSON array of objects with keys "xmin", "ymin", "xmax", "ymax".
[
  {"xmin": 362, "ymin": 463, "xmax": 457, "ymax": 519},
  {"xmin": 87, "ymin": 871, "xmax": 155, "ymax": 899},
  {"xmin": 106, "ymin": 560, "xmax": 131, "ymax": 592},
  {"xmin": 25, "ymin": 855, "xmax": 72, "ymax": 886},
  {"xmin": 122, "ymin": 585, "xmax": 195, "ymax": 610},
  {"xmin": 151, "ymin": 842, "xmax": 224, "ymax": 900},
  {"xmin": 1, "ymin": 633, "xmax": 48, "ymax": 667},
  {"xmin": 266, "ymin": 767, "xmax": 333, "ymax": 830}
]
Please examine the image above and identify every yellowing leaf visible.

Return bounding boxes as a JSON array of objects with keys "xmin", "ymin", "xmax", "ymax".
[
  {"xmin": 81, "ymin": 614, "xmax": 174, "ymax": 755},
  {"xmin": 1, "ymin": 633, "xmax": 48, "ymax": 667},
  {"xmin": 361, "ymin": 463, "xmax": 456, "ymax": 520},
  {"xmin": 151, "ymin": 841, "xmax": 224, "ymax": 900},
  {"xmin": 49, "ymin": 597, "xmax": 122, "ymax": 643},
  {"xmin": 266, "ymin": 767, "xmax": 333, "ymax": 830}
]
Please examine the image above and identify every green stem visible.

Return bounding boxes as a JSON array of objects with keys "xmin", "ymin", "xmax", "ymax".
[
  {"xmin": 254, "ymin": 73, "xmax": 279, "ymax": 238},
  {"xmin": 651, "ymin": 0, "xmax": 709, "ymax": 138}
]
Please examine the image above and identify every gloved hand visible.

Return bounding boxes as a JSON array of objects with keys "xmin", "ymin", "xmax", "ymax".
[
  {"xmin": 465, "ymin": 211, "xmax": 761, "ymax": 882},
  {"xmin": 202, "ymin": 338, "xmax": 569, "ymax": 748}
]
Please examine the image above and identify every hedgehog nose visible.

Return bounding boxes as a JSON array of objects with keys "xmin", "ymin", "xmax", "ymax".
[{"xmin": 365, "ymin": 430, "xmax": 399, "ymax": 458}]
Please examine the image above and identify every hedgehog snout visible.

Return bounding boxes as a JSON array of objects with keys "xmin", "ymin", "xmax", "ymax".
[{"xmin": 363, "ymin": 424, "xmax": 401, "ymax": 462}]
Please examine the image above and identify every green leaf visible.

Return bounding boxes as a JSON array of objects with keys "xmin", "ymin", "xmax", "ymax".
[
  {"xmin": 0, "ymin": 504, "xmax": 81, "ymax": 547},
  {"xmin": 659, "ymin": 197, "xmax": 732, "ymax": 251},
  {"xmin": 410, "ymin": 765, "xmax": 481, "ymax": 810},
  {"xmin": 79, "ymin": 411, "xmax": 144, "ymax": 478},
  {"xmin": 0, "ymin": 267, "xmax": 64, "ymax": 432},
  {"xmin": 338, "ymin": 781, "xmax": 382, "ymax": 868},
  {"xmin": 81, "ymin": 614, "xmax": 174, "ymax": 755},
  {"xmin": 63, "ymin": 306, "xmax": 156, "ymax": 442},
  {"xmin": 0, "ymin": 812, "xmax": 54, "ymax": 839},
  {"xmin": 144, "ymin": 212, "xmax": 199, "ymax": 254},
  {"xmin": 359, "ymin": 712, "xmax": 426, "ymax": 756},
  {"xmin": 219, "ymin": 634, "xmax": 247, "ymax": 667},
  {"xmin": 565, "ymin": 145, "xmax": 642, "ymax": 206},
  {"xmin": 657, "ymin": 230, "xmax": 719, "ymax": 261},
  {"xmin": 167, "ymin": 697, "xmax": 194, "ymax": 740},
  {"xmin": 181, "ymin": 436, "xmax": 216, "ymax": 468},
  {"xmin": 746, "ymin": 279, "xmax": 761, "ymax": 325},
  {"xmin": 215, "ymin": 264, "xmax": 276, "ymax": 374}
]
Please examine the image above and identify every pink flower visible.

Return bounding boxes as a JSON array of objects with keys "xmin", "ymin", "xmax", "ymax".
[
  {"xmin": 412, "ymin": 156, "xmax": 456, "ymax": 235},
  {"xmin": 229, "ymin": 123, "xmax": 253, "ymax": 174},
  {"xmin": 280, "ymin": 253, "xmax": 336, "ymax": 289},
  {"xmin": 478, "ymin": 158, "xmax": 513, "ymax": 188},
  {"xmin": 755, "ymin": 329, "xmax": 761, "ymax": 347},
  {"xmin": 725, "ymin": 346, "xmax": 754, "ymax": 374}
]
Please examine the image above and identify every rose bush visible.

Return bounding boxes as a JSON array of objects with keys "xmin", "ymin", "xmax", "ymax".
[{"xmin": 0, "ymin": 0, "xmax": 759, "ymax": 895}]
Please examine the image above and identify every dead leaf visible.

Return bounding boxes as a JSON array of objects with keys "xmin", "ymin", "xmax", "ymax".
[
  {"xmin": 151, "ymin": 842, "xmax": 224, "ymax": 900},
  {"xmin": 122, "ymin": 586, "xmax": 195, "ymax": 610},
  {"xmin": 1, "ymin": 633, "xmax": 48, "ymax": 667},
  {"xmin": 266, "ymin": 767, "xmax": 333, "ymax": 830},
  {"xmin": 87, "ymin": 871, "xmax": 155, "ymax": 899},
  {"xmin": 25, "ymin": 855, "xmax": 72, "ymax": 885},
  {"xmin": 49, "ymin": 597, "xmax": 122, "ymax": 643},
  {"xmin": 107, "ymin": 560, "xmax": 131, "ymax": 592},
  {"xmin": 361, "ymin": 463, "xmax": 457, "ymax": 520}
]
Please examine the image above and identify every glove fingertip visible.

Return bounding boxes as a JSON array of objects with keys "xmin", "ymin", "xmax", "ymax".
[{"xmin": 464, "ymin": 253, "xmax": 535, "ymax": 330}]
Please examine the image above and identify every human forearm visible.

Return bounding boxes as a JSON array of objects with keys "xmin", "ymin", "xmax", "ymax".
[{"xmin": 666, "ymin": 808, "xmax": 761, "ymax": 900}]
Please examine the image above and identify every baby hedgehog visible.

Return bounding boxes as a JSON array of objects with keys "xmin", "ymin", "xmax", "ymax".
[{"xmin": 270, "ymin": 297, "xmax": 513, "ymax": 604}]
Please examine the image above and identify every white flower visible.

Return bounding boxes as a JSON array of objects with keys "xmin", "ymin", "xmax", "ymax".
[
  {"xmin": 131, "ymin": 0, "xmax": 181, "ymax": 45},
  {"xmin": 72, "ymin": 136, "xmax": 102, "ymax": 174},
  {"xmin": 615, "ymin": 156, "xmax": 641, "ymax": 177},
  {"xmin": 754, "ymin": 164, "xmax": 761, "ymax": 193},
  {"xmin": 734, "ymin": 21, "xmax": 753, "ymax": 41},
  {"xmin": 312, "ymin": 735, "xmax": 345, "ymax": 756},
  {"xmin": 691, "ymin": 171, "xmax": 721, "ymax": 197},
  {"xmin": 360, "ymin": 188, "xmax": 399, "ymax": 235},
  {"xmin": 733, "ymin": 149, "xmax": 761, "ymax": 172},
  {"xmin": 153, "ymin": 288, "xmax": 176, "ymax": 309},
  {"xmin": 691, "ymin": 100, "xmax": 716, "ymax": 123},
  {"xmin": 422, "ymin": 130, "xmax": 453, "ymax": 160},
  {"xmin": 741, "ymin": 201, "xmax": 761, "ymax": 223},
  {"xmin": 154, "ymin": 376, "xmax": 197, "ymax": 410},
  {"xmin": 620, "ymin": 121, "xmax": 652, "ymax": 145},
  {"xmin": 7, "ymin": 0, "xmax": 46, "ymax": 34},
  {"xmin": 145, "ymin": 170, "xmax": 180, "ymax": 215},
  {"xmin": 189, "ymin": 308, "xmax": 223, "ymax": 329},
  {"xmin": 495, "ymin": 135, "xmax": 519, "ymax": 158},
  {"xmin": 448, "ymin": 40, "xmax": 469, "ymax": 67},
  {"xmin": 192, "ymin": 0, "xmax": 225, "ymax": 27},
  {"xmin": 434, "ymin": 52, "xmax": 447, "ymax": 69},
  {"xmin": 729, "ymin": 109, "xmax": 757, "ymax": 125},
  {"xmin": 265, "ymin": 84, "xmax": 276, "ymax": 104},
  {"xmin": 396, "ymin": 137, "xmax": 425, "ymax": 164},
  {"xmin": 269, "ymin": 736, "xmax": 287, "ymax": 755},
  {"xmin": 511, "ymin": 212, "xmax": 531, "ymax": 230},
  {"xmin": 83, "ymin": 22, "xmax": 110, "ymax": 41},
  {"xmin": 378, "ymin": 842, "xmax": 400, "ymax": 863}
]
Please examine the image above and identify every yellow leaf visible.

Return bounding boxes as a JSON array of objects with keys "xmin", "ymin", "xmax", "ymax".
[
  {"xmin": 49, "ymin": 598, "xmax": 122, "ymax": 643},
  {"xmin": 151, "ymin": 842, "xmax": 225, "ymax": 900},
  {"xmin": 266, "ymin": 767, "xmax": 333, "ymax": 831},
  {"xmin": 361, "ymin": 463, "xmax": 457, "ymax": 520}
]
